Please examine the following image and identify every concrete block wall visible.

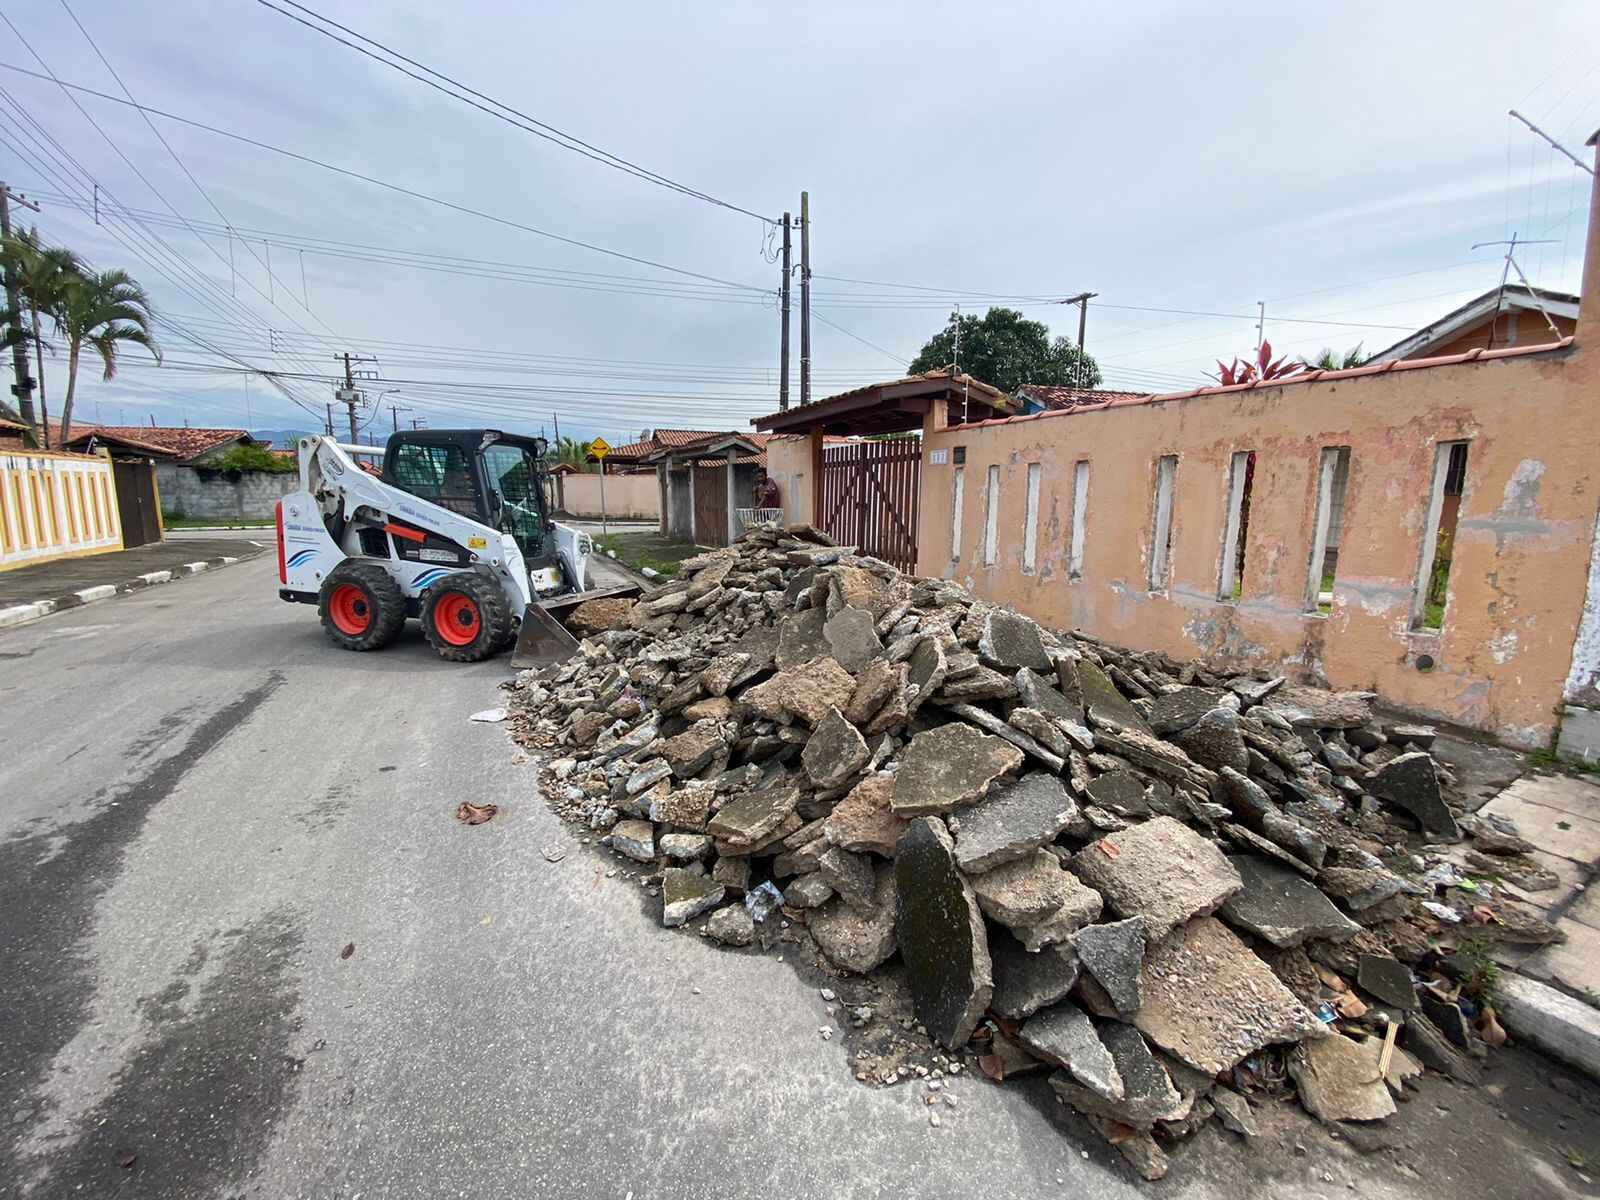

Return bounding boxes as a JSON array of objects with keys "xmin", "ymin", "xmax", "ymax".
[{"xmin": 157, "ymin": 463, "xmax": 297, "ymax": 521}]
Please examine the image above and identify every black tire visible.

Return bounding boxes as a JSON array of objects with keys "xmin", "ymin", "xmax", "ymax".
[
  {"xmin": 318, "ymin": 561, "xmax": 406, "ymax": 651},
  {"xmin": 420, "ymin": 572, "xmax": 513, "ymax": 663}
]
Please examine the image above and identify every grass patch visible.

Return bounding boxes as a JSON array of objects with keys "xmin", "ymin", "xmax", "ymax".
[
  {"xmin": 594, "ymin": 531, "xmax": 702, "ymax": 578},
  {"xmin": 162, "ymin": 513, "xmax": 274, "ymax": 529},
  {"xmin": 1526, "ymin": 747, "xmax": 1600, "ymax": 779}
]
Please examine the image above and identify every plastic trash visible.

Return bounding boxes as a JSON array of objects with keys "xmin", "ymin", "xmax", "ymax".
[
  {"xmin": 1422, "ymin": 900, "xmax": 1462, "ymax": 923},
  {"xmin": 745, "ymin": 880, "xmax": 783, "ymax": 922}
]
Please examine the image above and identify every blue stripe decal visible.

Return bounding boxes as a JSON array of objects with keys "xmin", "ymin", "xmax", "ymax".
[
  {"xmin": 411, "ymin": 568, "xmax": 450, "ymax": 588},
  {"xmin": 285, "ymin": 549, "xmax": 316, "ymax": 568}
]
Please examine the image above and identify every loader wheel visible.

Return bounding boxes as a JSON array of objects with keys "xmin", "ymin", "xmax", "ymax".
[
  {"xmin": 318, "ymin": 562, "xmax": 406, "ymax": 652},
  {"xmin": 420, "ymin": 572, "xmax": 512, "ymax": 663}
]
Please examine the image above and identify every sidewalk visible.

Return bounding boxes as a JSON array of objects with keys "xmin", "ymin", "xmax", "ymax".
[{"xmin": 0, "ymin": 538, "xmax": 266, "ymax": 626}]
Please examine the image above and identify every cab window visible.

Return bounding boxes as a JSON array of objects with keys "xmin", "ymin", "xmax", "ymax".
[{"xmin": 389, "ymin": 442, "xmax": 479, "ymax": 516}]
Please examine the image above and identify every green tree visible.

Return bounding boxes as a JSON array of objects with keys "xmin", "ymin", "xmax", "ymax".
[
  {"xmin": 0, "ymin": 227, "xmax": 81, "ymax": 447},
  {"xmin": 54, "ymin": 267, "xmax": 161, "ymax": 443},
  {"xmin": 553, "ymin": 435, "xmax": 598, "ymax": 473},
  {"xmin": 907, "ymin": 307, "xmax": 1101, "ymax": 394}
]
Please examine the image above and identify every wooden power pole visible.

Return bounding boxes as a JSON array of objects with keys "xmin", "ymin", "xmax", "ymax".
[
  {"xmin": 779, "ymin": 212, "xmax": 792, "ymax": 411},
  {"xmin": 800, "ymin": 192, "xmax": 811, "ymax": 409}
]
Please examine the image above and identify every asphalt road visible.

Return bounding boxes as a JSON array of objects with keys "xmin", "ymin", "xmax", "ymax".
[{"xmin": 3, "ymin": 556, "xmax": 1597, "ymax": 1200}]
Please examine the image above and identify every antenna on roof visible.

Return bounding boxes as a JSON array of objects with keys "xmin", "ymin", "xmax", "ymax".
[
  {"xmin": 1508, "ymin": 110, "xmax": 1596, "ymax": 177},
  {"xmin": 1471, "ymin": 232, "xmax": 1564, "ymax": 346}
]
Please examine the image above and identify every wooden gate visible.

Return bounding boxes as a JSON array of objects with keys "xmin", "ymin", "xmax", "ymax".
[
  {"xmin": 112, "ymin": 458, "xmax": 163, "ymax": 548},
  {"xmin": 692, "ymin": 462, "xmax": 729, "ymax": 547},
  {"xmin": 820, "ymin": 437, "xmax": 921, "ymax": 572}
]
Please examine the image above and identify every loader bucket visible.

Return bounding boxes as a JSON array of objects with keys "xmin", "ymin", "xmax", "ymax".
[
  {"xmin": 510, "ymin": 604, "xmax": 581, "ymax": 669},
  {"xmin": 509, "ymin": 584, "xmax": 644, "ymax": 670}
]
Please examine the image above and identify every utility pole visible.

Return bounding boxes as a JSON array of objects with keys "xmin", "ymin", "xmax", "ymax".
[
  {"xmin": 325, "ymin": 402, "xmax": 335, "ymax": 437},
  {"xmin": 552, "ymin": 412, "xmax": 561, "ymax": 444},
  {"xmin": 1, "ymin": 182, "xmax": 42, "ymax": 445},
  {"xmin": 799, "ymin": 192, "xmax": 811, "ymax": 409},
  {"xmin": 1255, "ymin": 302, "xmax": 1265, "ymax": 354},
  {"xmin": 334, "ymin": 352, "xmax": 377, "ymax": 443},
  {"xmin": 779, "ymin": 211, "xmax": 792, "ymax": 410}
]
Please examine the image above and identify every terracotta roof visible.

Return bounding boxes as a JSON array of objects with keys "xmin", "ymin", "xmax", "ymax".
[
  {"xmin": 59, "ymin": 425, "xmax": 251, "ymax": 460},
  {"xmin": 760, "ymin": 368, "xmax": 1011, "ymax": 423},
  {"xmin": 1369, "ymin": 284, "xmax": 1580, "ymax": 364},
  {"xmin": 1016, "ymin": 385, "xmax": 1152, "ymax": 410},
  {"xmin": 953, "ymin": 338, "xmax": 1576, "ymax": 431}
]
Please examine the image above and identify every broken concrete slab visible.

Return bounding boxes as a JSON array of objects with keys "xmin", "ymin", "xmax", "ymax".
[
  {"xmin": 662, "ymin": 868, "xmax": 725, "ymax": 927},
  {"xmin": 978, "ymin": 609, "xmax": 1052, "ymax": 672},
  {"xmin": 1069, "ymin": 816, "xmax": 1243, "ymax": 941},
  {"xmin": 969, "ymin": 849, "xmax": 1075, "ymax": 927},
  {"xmin": 707, "ymin": 784, "xmax": 800, "ymax": 848},
  {"xmin": 783, "ymin": 872, "xmax": 835, "ymax": 908},
  {"xmin": 844, "ymin": 657, "xmax": 900, "ymax": 725},
  {"xmin": 894, "ymin": 817, "xmax": 993, "ymax": 1048},
  {"xmin": 649, "ymin": 780, "xmax": 714, "ymax": 831},
  {"xmin": 951, "ymin": 771, "xmax": 1079, "ymax": 873},
  {"xmin": 1134, "ymin": 917, "xmax": 1320, "ymax": 1076},
  {"xmin": 1172, "ymin": 707, "xmax": 1250, "ymax": 773},
  {"xmin": 817, "ymin": 846, "xmax": 877, "ymax": 915},
  {"xmin": 810, "ymin": 866, "xmax": 898, "ymax": 974},
  {"xmin": 1011, "ymin": 880, "xmax": 1104, "ymax": 952},
  {"xmin": 1219, "ymin": 855, "xmax": 1361, "ymax": 949},
  {"xmin": 1211, "ymin": 1086, "xmax": 1258, "ymax": 1137},
  {"xmin": 606, "ymin": 818, "xmax": 655, "ymax": 862},
  {"xmin": 1050, "ymin": 1022, "xmax": 1184, "ymax": 1129},
  {"xmin": 989, "ymin": 939, "xmax": 1082, "ymax": 1020},
  {"xmin": 1075, "ymin": 655, "xmax": 1155, "ymax": 735},
  {"xmin": 1024, "ymin": 1004, "xmax": 1124, "ymax": 1102},
  {"xmin": 1356, "ymin": 954, "xmax": 1417, "ymax": 1010},
  {"xmin": 824, "ymin": 606, "xmax": 884, "ymax": 674},
  {"xmin": 1016, "ymin": 667, "xmax": 1082, "ymax": 722},
  {"xmin": 662, "ymin": 720, "xmax": 728, "ymax": 779},
  {"xmin": 658, "ymin": 832, "xmax": 713, "ymax": 861},
  {"xmin": 1370, "ymin": 751, "xmax": 1460, "ymax": 840},
  {"xmin": 1083, "ymin": 770, "xmax": 1149, "ymax": 819},
  {"xmin": 775, "ymin": 607, "xmax": 830, "ymax": 670},
  {"xmin": 1148, "ymin": 686, "xmax": 1234, "ymax": 735},
  {"xmin": 904, "ymin": 636, "xmax": 948, "ymax": 716},
  {"xmin": 801, "ymin": 706, "xmax": 869, "ymax": 789},
  {"xmin": 1264, "ymin": 683, "xmax": 1373, "ymax": 729},
  {"xmin": 1288, "ymin": 1033, "xmax": 1397, "ymax": 1123},
  {"xmin": 1074, "ymin": 916, "xmax": 1146, "ymax": 1014},
  {"xmin": 892, "ymin": 722, "xmax": 1023, "ymax": 817},
  {"xmin": 777, "ymin": 656, "xmax": 859, "ymax": 725},
  {"xmin": 705, "ymin": 902, "xmax": 755, "ymax": 946},
  {"xmin": 938, "ymin": 700, "xmax": 1065, "ymax": 772},
  {"xmin": 823, "ymin": 773, "xmax": 909, "ymax": 856}
]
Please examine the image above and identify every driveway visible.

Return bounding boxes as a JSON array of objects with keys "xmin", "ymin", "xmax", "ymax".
[{"xmin": 2, "ymin": 556, "xmax": 1597, "ymax": 1199}]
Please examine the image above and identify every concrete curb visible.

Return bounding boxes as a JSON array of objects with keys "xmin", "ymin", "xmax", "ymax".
[
  {"xmin": 0, "ymin": 551, "xmax": 262, "ymax": 631},
  {"xmin": 1498, "ymin": 973, "xmax": 1600, "ymax": 1081}
]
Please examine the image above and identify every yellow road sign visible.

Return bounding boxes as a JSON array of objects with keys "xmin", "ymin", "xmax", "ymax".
[{"xmin": 588, "ymin": 436, "xmax": 611, "ymax": 460}]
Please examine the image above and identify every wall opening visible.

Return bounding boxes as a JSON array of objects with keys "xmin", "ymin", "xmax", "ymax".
[
  {"xmin": 1218, "ymin": 450, "xmax": 1256, "ymax": 601},
  {"xmin": 1413, "ymin": 440, "xmax": 1469, "ymax": 630},
  {"xmin": 1068, "ymin": 459, "xmax": 1089, "ymax": 581},
  {"xmin": 1305, "ymin": 447, "xmax": 1351, "ymax": 612},
  {"xmin": 983, "ymin": 464, "xmax": 1001, "ymax": 567},
  {"xmin": 1148, "ymin": 454, "xmax": 1177, "ymax": 591},
  {"xmin": 950, "ymin": 465, "xmax": 965, "ymax": 562},
  {"xmin": 1022, "ymin": 462, "xmax": 1042, "ymax": 573}
]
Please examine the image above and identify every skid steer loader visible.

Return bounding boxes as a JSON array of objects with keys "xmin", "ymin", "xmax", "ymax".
[{"xmin": 275, "ymin": 430, "xmax": 637, "ymax": 666}]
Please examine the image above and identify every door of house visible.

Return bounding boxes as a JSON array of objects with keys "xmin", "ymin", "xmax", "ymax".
[
  {"xmin": 692, "ymin": 462, "xmax": 729, "ymax": 547},
  {"xmin": 820, "ymin": 437, "xmax": 921, "ymax": 572},
  {"xmin": 112, "ymin": 458, "xmax": 163, "ymax": 548}
]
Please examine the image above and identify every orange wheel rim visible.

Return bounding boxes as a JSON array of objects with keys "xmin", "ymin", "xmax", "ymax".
[
  {"xmin": 329, "ymin": 584, "xmax": 372, "ymax": 635},
  {"xmin": 434, "ymin": 592, "xmax": 481, "ymax": 646}
]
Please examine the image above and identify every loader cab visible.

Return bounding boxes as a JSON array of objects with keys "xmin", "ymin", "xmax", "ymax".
[{"xmin": 383, "ymin": 429, "xmax": 555, "ymax": 561}]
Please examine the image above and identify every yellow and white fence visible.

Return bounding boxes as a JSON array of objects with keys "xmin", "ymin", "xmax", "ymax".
[{"xmin": 0, "ymin": 449, "xmax": 123, "ymax": 571}]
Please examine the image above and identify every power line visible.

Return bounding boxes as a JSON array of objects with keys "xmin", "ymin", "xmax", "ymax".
[
  {"xmin": 811, "ymin": 310, "xmax": 907, "ymax": 366},
  {"xmin": 0, "ymin": 59, "xmax": 769, "ymax": 293},
  {"xmin": 256, "ymin": 0, "xmax": 777, "ymax": 225}
]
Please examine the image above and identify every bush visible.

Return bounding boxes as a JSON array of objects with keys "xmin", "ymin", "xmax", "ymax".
[{"xmin": 210, "ymin": 443, "xmax": 297, "ymax": 473}]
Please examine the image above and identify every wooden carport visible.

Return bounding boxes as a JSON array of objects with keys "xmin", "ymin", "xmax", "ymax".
[{"xmin": 644, "ymin": 433, "xmax": 764, "ymax": 548}]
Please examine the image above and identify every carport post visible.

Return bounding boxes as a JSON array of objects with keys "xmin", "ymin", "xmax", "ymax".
[
  {"xmin": 726, "ymin": 445, "xmax": 738, "ymax": 545},
  {"xmin": 808, "ymin": 426, "xmax": 824, "ymax": 531}
]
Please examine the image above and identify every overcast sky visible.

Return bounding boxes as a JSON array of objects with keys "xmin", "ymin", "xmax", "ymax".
[{"xmin": 2, "ymin": 0, "xmax": 1598, "ymax": 446}]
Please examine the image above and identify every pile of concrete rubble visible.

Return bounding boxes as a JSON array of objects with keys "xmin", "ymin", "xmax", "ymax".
[{"xmin": 505, "ymin": 524, "xmax": 1560, "ymax": 1180}]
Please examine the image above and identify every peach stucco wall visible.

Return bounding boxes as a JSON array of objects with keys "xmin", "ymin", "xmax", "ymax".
[{"xmin": 914, "ymin": 340, "xmax": 1598, "ymax": 747}]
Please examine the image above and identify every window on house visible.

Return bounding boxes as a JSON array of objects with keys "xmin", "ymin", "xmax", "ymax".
[
  {"xmin": 1305, "ymin": 447, "xmax": 1351, "ymax": 613},
  {"xmin": 1022, "ymin": 462, "xmax": 1042, "ymax": 573},
  {"xmin": 983, "ymin": 465, "xmax": 1001, "ymax": 567},
  {"xmin": 1068, "ymin": 460, "xmax": 1089, "ymax": 581},
  {"xmin": 1218, "ymin": 450, "xmax": 1256, "ymax": 601},
  {"xmin": 950, "ymin": 465, "xmax": 964, "ymax": 562},
  {"xmin": 1148, "ymin": 455, "xmax": 1177, "ymax": 590},
  {"xmin": 1413, "ymin": 441, "xmax": 1469, "ymax": 630}
]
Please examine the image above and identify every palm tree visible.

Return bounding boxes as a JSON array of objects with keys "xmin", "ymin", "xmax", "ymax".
[
  {"xmin": 54, "ymin": 268, "xmax": 161, "ymax": 444},
  {"xmin": 0, "ymin": 227, "xmax": 81, "ymax": 447}
]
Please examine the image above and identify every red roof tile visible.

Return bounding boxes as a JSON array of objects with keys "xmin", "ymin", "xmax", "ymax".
[
  {"xmin": 1016, "ymin": 385, "xmax": 1151, "ymax": 409},
  {"xmin": 58, "ymin": 424, "xmax": 251, "ymax": 460}
]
